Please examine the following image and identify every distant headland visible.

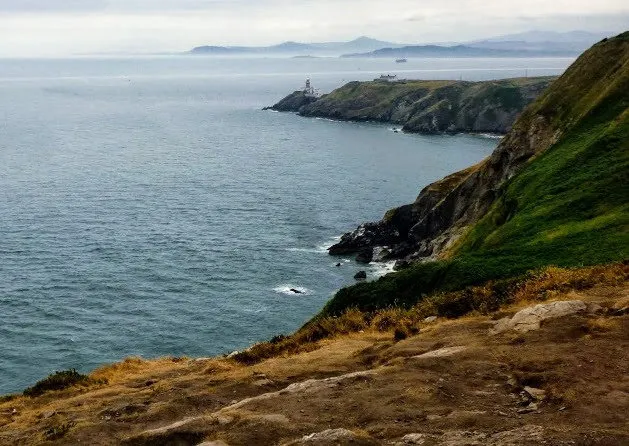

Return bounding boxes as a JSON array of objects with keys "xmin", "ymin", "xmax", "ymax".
[{"xmin": 188, "ymin": 30, "xmax": 611, "ymax": 57}]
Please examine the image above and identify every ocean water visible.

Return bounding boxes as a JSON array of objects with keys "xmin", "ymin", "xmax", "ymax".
[{"xmin": 0, "ymin": 56, "xmax": 572, "ymax": 394}]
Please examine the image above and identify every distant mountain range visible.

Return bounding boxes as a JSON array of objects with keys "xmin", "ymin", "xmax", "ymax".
[
  {"xmin": 189, "ymin": 30, "xmax": 613, "ymax": 58},
  {"xmin": 189, "ymin": 36, "xmax": 403, "ymax": 56}
]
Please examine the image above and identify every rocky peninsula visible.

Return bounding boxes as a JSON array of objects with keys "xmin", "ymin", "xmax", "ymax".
[{"xmin": 265, "ymin": 77, "xmax": 555, "ymax": 135}]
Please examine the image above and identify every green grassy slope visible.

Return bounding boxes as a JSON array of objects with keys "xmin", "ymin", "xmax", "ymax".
[{"xmin": 320, "ymin": 33, "xmax": 629, "ymax": 316}]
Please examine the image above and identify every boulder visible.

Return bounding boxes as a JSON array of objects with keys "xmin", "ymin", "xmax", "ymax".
[
  {"xmin": 400, "ymin": 433, "xmax": 426, "ymax": 444},
  {"xmin": 354, "ymin": 271, "xmax": 367, "ymax": 280},
  {"xmin": 491, "ymin": 300, "xmax": 587, "ymax": 334}
]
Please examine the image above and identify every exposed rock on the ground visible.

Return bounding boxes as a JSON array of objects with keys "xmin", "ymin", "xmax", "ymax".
[
  {"xmin": 523, "ymin": 386, "xmax": 546, "ymax": 402},
  {"xmin": 284, "ymin": 428, "xmax": 379, "ymax": 445},
  {"xmin": 395, "ymin": 425, "xmax": 545, "ymax": 446},
  {"xmin": 491, "ymin": 300, "xmax": 588, "ymax": 334},
  {"xmin": 412, "ymin": 346, "xmax": 467, "ymax": 359}
]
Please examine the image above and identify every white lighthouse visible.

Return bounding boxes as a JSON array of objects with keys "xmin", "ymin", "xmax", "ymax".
[{"xmin": 302, "ymin": 78, "xmax": 321, "ymax": 98}]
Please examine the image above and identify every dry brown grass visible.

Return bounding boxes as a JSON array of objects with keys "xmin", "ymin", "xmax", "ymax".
[
  {"xmin": 584, "ymin": 317, "xmax": 620, "ymax": 334},
  {"xmin": 232, "ymin": 262, "xmax": 628, "ymax": 365},
  {"xmin": 91, "ymin": 357, "xmax": 149, "ymax": 383},
  {"xmin": 511, "ymin": 263, "xmax": 628, "ymax": 303}
]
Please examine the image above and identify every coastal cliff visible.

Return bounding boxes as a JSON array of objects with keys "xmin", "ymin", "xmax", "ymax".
[
  {"xmin": 324, "ymin": 32, "xmax": 629, "ymax": 315},
  {"xmin": 328, "ymin": 34, "xmax": 629, "ymax": 265},
  {"xmin": 266, "ymin": 77, "xmax": 555, "ymax": 134}
]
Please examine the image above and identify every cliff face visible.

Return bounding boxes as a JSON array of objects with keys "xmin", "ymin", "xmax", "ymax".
[
  {"xmin": 329, "ymin": 34, "xmax": 629, "ymax": 266},
  {"xmin": 268, "ymin": 77, "xmax": 555, "ymax": 134}
]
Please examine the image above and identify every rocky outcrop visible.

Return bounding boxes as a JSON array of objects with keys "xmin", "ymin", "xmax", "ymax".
[
  {"xmin": 263, "ymin": 91, "xmax": 318, "ymax": 112},
  {"xmin": 267, "ymin": 77, "xmax": 555, "ymax": 135}
]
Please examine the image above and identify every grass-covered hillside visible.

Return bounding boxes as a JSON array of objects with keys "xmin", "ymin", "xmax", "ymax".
[
  {"xmin": 269, "ymin": 77, "xmax": 555, "ymax": 134},
  {"xmin": 322, "ymin": 33, "xmax": 629, "ymax": 316}
]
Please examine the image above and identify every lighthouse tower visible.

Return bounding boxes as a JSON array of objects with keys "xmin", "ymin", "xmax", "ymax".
[
  {"xmin": 303, "ymin": 78, "xmax": 314, "ymax": 96},
  {"xmin": 303, "ymin": 78, "xmax": 319, "ymax": 98}
]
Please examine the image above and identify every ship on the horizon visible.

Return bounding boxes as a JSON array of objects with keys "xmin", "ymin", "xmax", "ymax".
[{"xmin": 395, "ymin": 58, "xmax": 407, "ymax": 63}]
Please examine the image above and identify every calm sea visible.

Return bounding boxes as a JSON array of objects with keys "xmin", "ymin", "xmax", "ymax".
[{"xmin": 0, "ymin": 56, "xmax": 573, "ymax": 393}]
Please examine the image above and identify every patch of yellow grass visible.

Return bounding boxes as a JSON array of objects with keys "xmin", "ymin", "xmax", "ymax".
[
  {"xmin": 585, "ymin": 317, "xmax": 620, "ymax": 334},
  {"xmin": 89, "ymin": 356, "xmax": 189, "ymax": 384},
  {"xmin": 511, "ymin": 263, "xmax": 628, "ymax": 303}
]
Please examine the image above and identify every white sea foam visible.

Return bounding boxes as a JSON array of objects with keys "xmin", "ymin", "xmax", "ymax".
[
  {"xmin": 286, "ymin": 247, "xmax": 321, "ymax": 253},
  {"xmin": 287, "ymin": 236, "xmax": 341, "ymax": 254},
  {"xmin": 273, "ymin": 284, "xmax": 313, "ymax": 296},
  {"xmin": 368, "ymin": 261, "xmax": 397, "ymax": 278},
  {"xmin": 477, "ymin": 133, "xmax": 503, "ymax": 140},
  {"xmin": 316, "ymin": 236, "xmax": 341, "ymax": 253}
]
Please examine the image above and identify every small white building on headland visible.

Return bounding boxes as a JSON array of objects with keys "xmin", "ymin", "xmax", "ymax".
[
  {"xmin": 376, "ymin": 74, "xmax": 398, "ymax": 82},
  {"xmin": 303, "ymin": 78, "xmax": 321, "ymax": 98}
]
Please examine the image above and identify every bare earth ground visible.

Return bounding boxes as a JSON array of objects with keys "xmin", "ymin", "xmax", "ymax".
[{"xmin": 1, "ymin": 283, "xmax": 627, "ymax": 445}]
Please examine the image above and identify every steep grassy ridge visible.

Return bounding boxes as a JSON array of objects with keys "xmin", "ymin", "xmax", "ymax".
[{"xmin": 322, "ymin": 34, "xmax": 629, "ymax": 316}]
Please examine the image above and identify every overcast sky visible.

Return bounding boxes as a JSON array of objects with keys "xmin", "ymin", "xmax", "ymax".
[{"xmin": 0, "ymin": 0, "xmax": 627, "ymax": 56}]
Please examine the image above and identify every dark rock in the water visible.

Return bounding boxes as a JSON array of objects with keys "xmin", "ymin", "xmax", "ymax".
[
  {"xmin": 354, "ymin": 271, "xmax": 367, "ymax": 280},
  {"xmin": 289, "ymin": 288, "xmax": 303, "ymax": 294},
  {"xmin": 335, "ymin": 263, "xmax": 342, "ymax": 267},
  {"xmin": 355, "ymin": 247, "xmax": 374, "ymax": 264}
]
